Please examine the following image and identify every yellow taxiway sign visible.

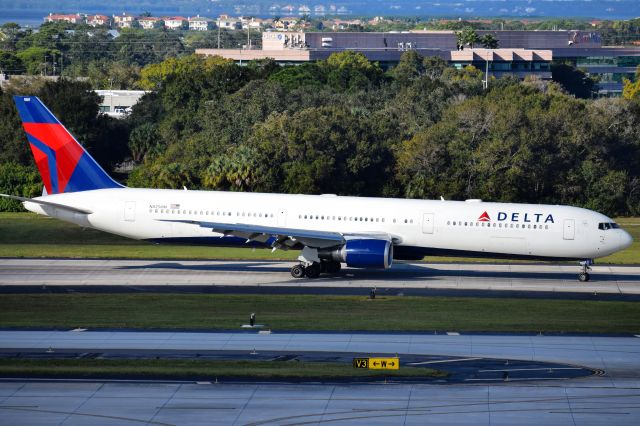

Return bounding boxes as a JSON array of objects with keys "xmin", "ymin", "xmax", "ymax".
[{"xmin": 352, "ymin": 357, "xmax": 400, "ymax": 370}]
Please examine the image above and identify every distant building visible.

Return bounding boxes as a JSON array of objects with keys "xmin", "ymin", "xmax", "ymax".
[
  {"xmin": 44, "ymin": 13, "xmax": 85, "ymax": 25},
  {"xmin": 198, "ymin": 31, "xmax": 560, "ymax": 82},
  {"xmin": 95, "ymin": 90, "xmax": 148, "ymax": 118},
  {"xmin": 331, "ymin": 19, "xmax": 362, "ymax": 31},
  {"xmin": 451, "ymin": 49, "xmax": 552, "ymax": 79},
  {"xmin": 188, "ymin": 16, "xmax": 212, "ymax": 31},
  {"xmin": 86, "ymin": 14, "xmax": 110, "ymax": 27},
  {"xmin": 273, "ymin": 17, "xmax": 299, "ymax": 31},
  {"xmin": 138, "ymin": 17, "xmax": 162, "ymax": 30},
  {"xmin": 113, "ymin": 13, "xmax": 135, "ymax": 29},
  {"xmin": 221, "ymin": 30, "xmax": 638, "ymax": 96},
  {"xmin": 164, "ymin": 17, "xmax": 188, "ymax": 30},
  {"xmin": 217, "ymin": 15, "xmax": 241, "ymax": 30},
  {"xmin": 239, "ymin": 16, "xmax": 264, "ymax": 30}
]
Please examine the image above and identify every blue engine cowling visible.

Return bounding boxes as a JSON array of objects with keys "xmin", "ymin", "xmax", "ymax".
[{"xmin": 320, "ymin": 239, "xmax": 393, "ymax": 269}]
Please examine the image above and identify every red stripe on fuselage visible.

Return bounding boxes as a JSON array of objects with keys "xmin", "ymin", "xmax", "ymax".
[{"xmin": 23, "ymin": 123, "xmax": 84, "ymax": 193}]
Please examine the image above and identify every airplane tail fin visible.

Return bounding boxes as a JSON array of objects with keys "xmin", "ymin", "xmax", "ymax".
[{"xmin": 13, "ymin": 96, "xmax": 123, "ymax": 194}]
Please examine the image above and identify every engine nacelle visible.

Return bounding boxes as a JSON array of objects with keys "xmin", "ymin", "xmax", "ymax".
[{"xmin": 319, "ymin": 239, "xmax": 393, "ymax": 269}]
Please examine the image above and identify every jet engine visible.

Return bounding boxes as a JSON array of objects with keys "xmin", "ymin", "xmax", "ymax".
[{"xmin": 319, "ymin": 239, "xmax": 393, "ymax": 269}]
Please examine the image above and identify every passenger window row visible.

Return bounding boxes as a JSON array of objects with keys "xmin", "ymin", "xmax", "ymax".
[
  {"xmin": 297, "ymin": 215, "xmax": 416, "ymax": 225},
  {"xmin": 149, "ymin": 209, "xmax": 274, "ymax": 218},
  {"xmin": 448, "ymin": 221, "xmax": 549, "ymax": 230}
]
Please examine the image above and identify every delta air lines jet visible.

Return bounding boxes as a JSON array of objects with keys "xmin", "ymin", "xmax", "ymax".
[{"xmin": 2, "ymin": 96, "xmax": 633, "ymax": 281}]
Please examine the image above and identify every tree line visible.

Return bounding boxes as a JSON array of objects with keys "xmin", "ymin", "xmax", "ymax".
[
  {"xmin": 0, "ymin": 21, "xmax": 261, "ymax": 89},
  {"xmin": 0, "ymin": 51, "xmax": 639, "ymax": 216}
]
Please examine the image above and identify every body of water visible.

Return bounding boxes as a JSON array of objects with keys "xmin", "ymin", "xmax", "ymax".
[{"xmin": 1, "ymin": 1, "xmax": 640, "ymax": 27}]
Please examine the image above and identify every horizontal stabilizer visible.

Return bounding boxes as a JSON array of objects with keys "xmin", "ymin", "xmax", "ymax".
[{"xmin": 0, "ymin": 194, "xmax": 93, "ymax": 215}]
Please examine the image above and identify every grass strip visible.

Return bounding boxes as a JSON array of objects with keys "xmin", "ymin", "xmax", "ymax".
[
  {"xmin": 0, "ymin": 359, "xmax": 443, "ymax": 380},
  {"xmin": 1, "ymin": 294, "xmax": 639, "ymax": 334},
  {"xmin": 0, "ymin": 213, "xmax": 637, "ymax": 263}
]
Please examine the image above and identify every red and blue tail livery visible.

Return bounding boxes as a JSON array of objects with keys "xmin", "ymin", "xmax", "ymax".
[{"xmin": 13, "ymin": 96, "xmax": 122, "ymax": 194}]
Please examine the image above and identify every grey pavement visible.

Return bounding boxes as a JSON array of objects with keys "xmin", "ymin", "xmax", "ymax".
[
  {"xmin": 1, "ymin": 258, "xmax": 640, "ymax": 294},
  {"xmin": 2, "ymin": 332, "xmax": 640, "ymax": 424},
  {"xmin": 2, "ymin": 331, "xmax": 640, "ymax": 379},
  {"xmin": 1, "ymin": 379, "xmax": 640, "ymax": 425}
]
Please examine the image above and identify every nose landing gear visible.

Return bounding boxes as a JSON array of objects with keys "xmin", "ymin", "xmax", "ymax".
[{"xmin": 578, "ymin": 259, "xmax": 593, "ymax": 282}]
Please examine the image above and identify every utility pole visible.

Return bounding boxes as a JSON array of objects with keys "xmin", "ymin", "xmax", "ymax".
[
  {"xmin": 484, "ymin": 51, "xmax": 490, "ymax": 90},
  {"xmin": 247, "ymin": 25, "xmax": 250, "ymax": 49},
  {"xmin": 217, "ymin": 24, "xmax": 221, "ymax": 49}
]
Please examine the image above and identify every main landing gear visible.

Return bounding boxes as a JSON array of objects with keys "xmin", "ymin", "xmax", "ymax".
[
  {"xmin": 578, "ymin": 259, "xmax": 593, "ymax": 282},
  {"xmin": 290, "ymin": 246, "xmax": 342, "ymax": 279},
  {"xmin": 290, "ymin": 261, "xmax": 341, "ymax": 279}
]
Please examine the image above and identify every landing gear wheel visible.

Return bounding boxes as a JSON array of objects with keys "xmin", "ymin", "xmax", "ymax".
[
  {"xmin": 291, "ymin": 264, "xmax": 305, "ymax": 279},
  {"xmin": 578, "ymin": 272, "xmax": 590, "ymax": 282},
  {"xmin": 304, "ymin": 262, "xmax": 321, "ymax": 279},
  {"xmin": 578, "ymin": 259, "xmax": 593, "ymax": 283}
]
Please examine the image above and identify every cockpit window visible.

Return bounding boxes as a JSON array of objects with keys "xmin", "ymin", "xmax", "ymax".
[{"xmin": 598, "ymin": 222, "xmax": 620, "ymax": 230}]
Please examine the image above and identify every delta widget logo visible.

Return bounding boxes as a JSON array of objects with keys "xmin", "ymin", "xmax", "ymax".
[{"xmin": 478, "ymin": 211, "xmax": 490, "ymax": 222}]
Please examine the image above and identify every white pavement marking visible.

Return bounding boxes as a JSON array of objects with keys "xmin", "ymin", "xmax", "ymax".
[
  {"xmin": 407, "ymin": 357, "xmax": 484, "ymax": 365},
  {"xmin": 465, "ymin": 377, "xmax": 568, "ymax": 381},
  {"xmin": 478, "ymin": 367, "xmax": 584, "ymax": 372}
]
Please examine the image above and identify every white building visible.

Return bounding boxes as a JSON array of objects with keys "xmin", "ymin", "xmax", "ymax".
[
  {"xmin": 44, "ymin": 13, "xmax": 85, "ymax": 24},
  {"xmin": 95, "ymin": 90, "xmax": 149, "ymax": 118},
  {"xmin": 86, "ymin": 14, "xmax": 110, "ymax": 27},
  {"xmin": 164, "ymin": 16, "xmax": 187, "ymax": 30},
  {"xmin": 217, "ymin": 15, "xmax": 241, "ymax": 30},
  {"xmin": 113, "ymin": 13, "xmax": 135, "ymax": 28},
  {"xmin": 188, "ymin": 16, "xmax": 212, "ymax": 31},
  {"xmin": 138, "ymin": 17, "xmax": 161, "ymax": 30}
]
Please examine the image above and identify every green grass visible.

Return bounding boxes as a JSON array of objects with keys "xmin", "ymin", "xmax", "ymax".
[
  {"xmin": 0, "ymin": 359, "xmax": 443, "ymax": 380},
  {"xmin": 0, "ymin": 212, "xmax": 637, "ymax": 264},
  {"xmin": 1, "ymin": 294, "xmax": 639, "ymax": 334}
]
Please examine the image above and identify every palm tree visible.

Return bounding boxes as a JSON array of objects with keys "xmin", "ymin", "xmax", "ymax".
[
  {"xmin": 455, "ymin": 27, "xmax": 479, "ymax": 50},
  {"xmin": 480, "ymin": 34, "xmax": 499, "ymax": 49}
]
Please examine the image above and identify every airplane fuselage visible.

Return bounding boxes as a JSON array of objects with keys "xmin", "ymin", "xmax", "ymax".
[{"xmin": 24, "ymin": 188, "xmax": 633, "ymax": 262}]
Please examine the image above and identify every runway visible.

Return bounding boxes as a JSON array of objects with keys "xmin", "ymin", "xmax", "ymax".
[
  {"xmin": 1, "ymin": 258, "xmax": 640, "ymax": 296},
  {"xmin": 1, "ymin": 331, "xmax": 640, "ymax": 425}
]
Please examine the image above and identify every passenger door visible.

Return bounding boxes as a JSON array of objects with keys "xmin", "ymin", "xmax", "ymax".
[
  {"xmin": 422, "ymin": 213, "xmax": 434, "ymax": 234},
  {"xmin": 563, "ymin": 219, "xmax": 575, "ymax": 240},
  {"xmin": 124, "ymin": 201, "xmax": 136, "ymax": 222}
]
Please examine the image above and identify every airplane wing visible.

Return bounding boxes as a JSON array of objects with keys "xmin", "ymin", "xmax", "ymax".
[
  {"xmin": 158, "ymin": 219, "xmax": 401, "ymax": 250},
  {"xmin": 0, "ymin": 194, "xmax": 93, "ymax": 215}
]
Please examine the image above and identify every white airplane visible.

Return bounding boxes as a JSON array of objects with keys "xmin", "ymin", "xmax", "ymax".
[{"xmin": 2, "ymin": 96, "xmax": 633, "ymax": 282}]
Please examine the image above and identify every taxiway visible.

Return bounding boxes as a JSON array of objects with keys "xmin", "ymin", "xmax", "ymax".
[{"xmin": 1, "ymin": 331, "xmax": 640, "ymax": 425}]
